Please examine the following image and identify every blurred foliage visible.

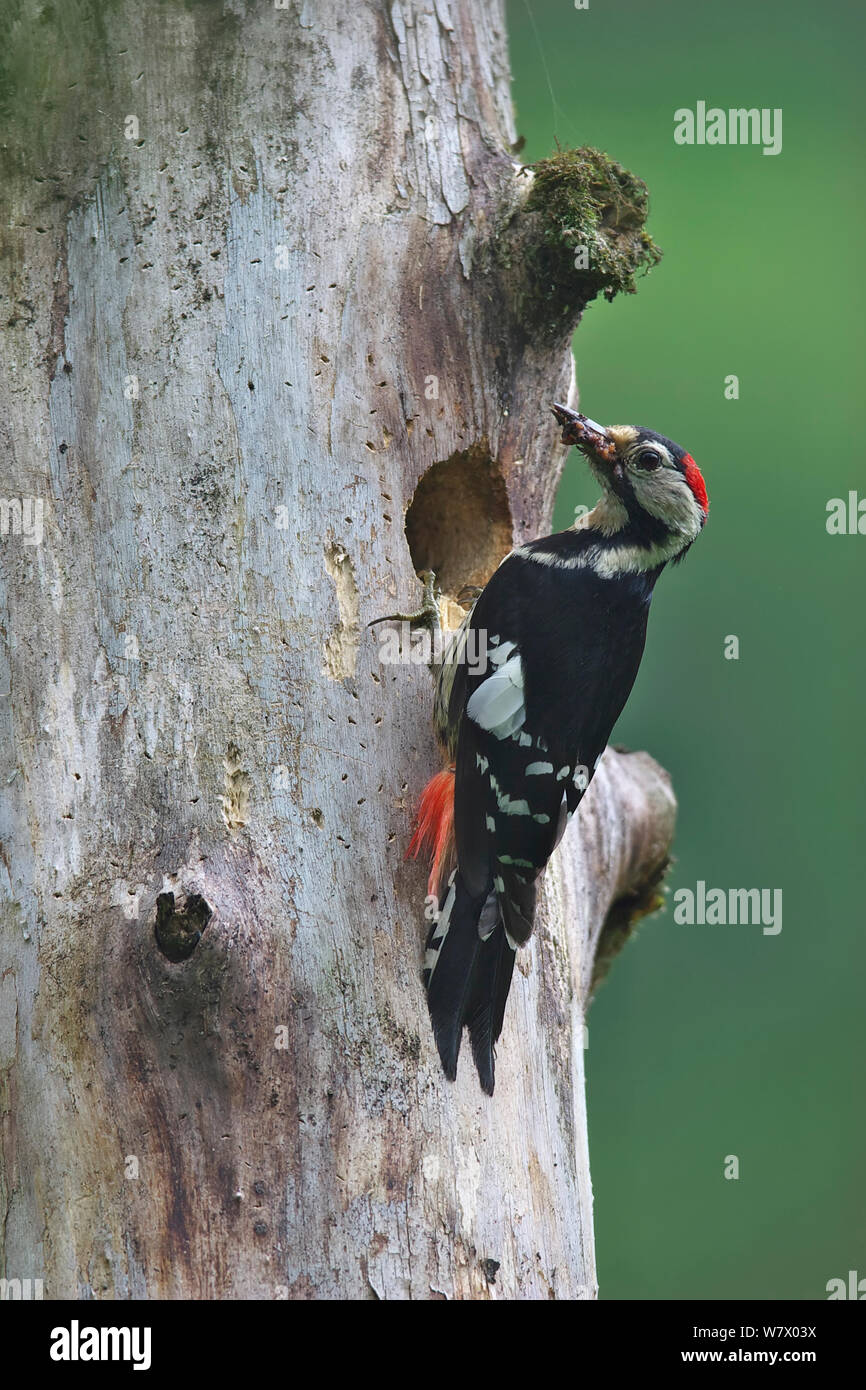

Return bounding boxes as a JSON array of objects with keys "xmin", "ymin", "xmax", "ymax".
[{"xmin": 508, "ymin": 0, "xmax": 866, "ymax": 1300}]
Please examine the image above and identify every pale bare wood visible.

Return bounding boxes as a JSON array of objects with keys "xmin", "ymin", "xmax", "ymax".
[{"xmin": 0, "ymin": 0, "xmax": 675, "ymax": 1299}]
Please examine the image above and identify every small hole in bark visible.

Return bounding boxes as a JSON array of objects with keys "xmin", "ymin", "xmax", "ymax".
[
  {"xmin": 404, "ymin": 444, "xmax": 512, "ymax": 599},
  {"xmin": 154, "ymin": 891, "xmax": 212, "ymax": 963}
]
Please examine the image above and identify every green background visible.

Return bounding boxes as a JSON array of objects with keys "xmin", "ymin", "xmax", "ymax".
[{"xmin": 507, "ymin": 0, "xmax": 865, "ymax": 1299}]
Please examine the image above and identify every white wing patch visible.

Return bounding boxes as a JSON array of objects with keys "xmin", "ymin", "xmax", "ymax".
[
  {"xmin": 466, "ymin": 647, "xmax": 525, "ymax": 739},
  {"xmin": 488, "ymin": 639, "xmax": 517, "ymax": 666}
]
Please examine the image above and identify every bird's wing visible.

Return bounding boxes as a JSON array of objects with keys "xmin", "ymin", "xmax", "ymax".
[{"xmin": 449, "ymin": 557, "xmax": 584, "ymax": 936}]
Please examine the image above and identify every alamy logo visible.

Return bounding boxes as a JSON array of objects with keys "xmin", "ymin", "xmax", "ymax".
[
  {"xmin": 826, "ymin": 1270, "xmax": 866, "ymax": 1299},
  {"xmin": 826, "ymin": 492, "xmax": 866, "ymax": 534},
  {"xmin": 673, "ymin": 881, "xmax": 782, "ymax": 935},
  {"xmin": 0, "ymin": 1277, "xmax": 43, "ymax": 1299},
  {"xmin": 375, "ymin": 621, "xmax": 488, "ymax": 675},
  {"xmin": 0, "ymin": 496, "xmax": 44, "ymax": 545},
  {"xmin": 50, "ymin": 1321, "xmax": 152, "ymax": 1371},
  {"xmin": 674, "ymin": 102, "xmax": 782, "ymax": 156}
]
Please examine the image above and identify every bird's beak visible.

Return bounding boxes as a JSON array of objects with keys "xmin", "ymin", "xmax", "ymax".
[{"xmin": 551, "ymin": 403, "xmax": 618, "ymax": 464}]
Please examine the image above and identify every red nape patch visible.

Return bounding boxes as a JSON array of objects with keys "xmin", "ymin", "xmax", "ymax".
[
  {"xmin": 682, "ymin": 454, "xmax": 709, "ymax": 514},
  {"xmin": 406, "ymin": 767, "xmax": 455, "ymax": 898}
]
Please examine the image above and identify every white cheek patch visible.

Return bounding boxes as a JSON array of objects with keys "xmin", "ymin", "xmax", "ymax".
[
  {"xmin": 467, "ymin": 650, "xmax": 525, "ymax": 739},
  {"xmin": 633, "ymin": 467, "xmax": 704, "ymax": 539}
]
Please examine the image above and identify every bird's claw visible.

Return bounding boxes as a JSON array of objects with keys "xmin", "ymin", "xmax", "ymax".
[{"xmin": 367, "ymin": 569, "xmax": 441, "ymax": 631}]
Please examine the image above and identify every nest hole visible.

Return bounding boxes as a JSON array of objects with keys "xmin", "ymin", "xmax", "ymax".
[
  {"xmin": 154, "ymin": 891, "xmax": 212, "ymax": 964},
  {"xmin": 404, "ymin": 445, "xmax": 513, "ymax": 599}
]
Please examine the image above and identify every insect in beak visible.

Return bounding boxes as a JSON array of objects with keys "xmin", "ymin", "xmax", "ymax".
[{"xmin": 550, "ymin": 403, "xmax": 618, "ymax": 463}]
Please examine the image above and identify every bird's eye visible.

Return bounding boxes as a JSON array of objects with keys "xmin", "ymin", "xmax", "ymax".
[{"xmin": 636, "ymin": 449, "xmax": 662, "ymax": 470}]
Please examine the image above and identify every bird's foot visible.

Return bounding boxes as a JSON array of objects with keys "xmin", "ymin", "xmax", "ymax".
[{"xmin": 367, "ymin": 569, "xmax": 442, "ymax": 634}]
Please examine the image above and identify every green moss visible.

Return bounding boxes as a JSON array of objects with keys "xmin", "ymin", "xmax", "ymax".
[
  {"xmin": 515, "ymin": 145, "xmax": 662, "ymax": 336},
  {"xmin": 0, "ymin": 0, "xmax": 241, "ymax": 191},
  {"xmin": 0, "ymin": 0, "xmax": 116, "ymax": 185}
]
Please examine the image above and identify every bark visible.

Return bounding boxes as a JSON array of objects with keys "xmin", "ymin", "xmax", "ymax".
[{"xmin": 0, "ymin": 0, "xmax": 675, "ymax": 1300}]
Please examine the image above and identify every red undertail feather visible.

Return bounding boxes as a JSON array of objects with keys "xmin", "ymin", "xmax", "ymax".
[{"xmin": 407, "ymin": 767, "xmax": 455, "ymax": 898}]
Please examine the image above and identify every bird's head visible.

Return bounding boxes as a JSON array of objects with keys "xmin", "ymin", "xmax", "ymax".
[{"xmin": 552, "ymin": 402, "xmax": 708, "ymax": 567}]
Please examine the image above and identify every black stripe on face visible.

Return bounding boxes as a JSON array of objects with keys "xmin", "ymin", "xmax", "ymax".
[{"xmin": 609, "ymin": 470, "xmax": 672, "ymax": 547}]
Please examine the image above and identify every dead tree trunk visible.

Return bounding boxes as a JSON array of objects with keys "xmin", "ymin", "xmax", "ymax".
[{"xmin": 0, "ymin": 0, "xmax": 674, "ymax": 1299}]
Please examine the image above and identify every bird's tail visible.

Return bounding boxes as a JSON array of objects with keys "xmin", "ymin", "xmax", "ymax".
[
  {"xmin": 410, "ymin": 766, "xmax": 533, "ymax": 1093},
  {"xmin": 423, "ymin": 871, "xmax": 516, "ymax": 1095}
]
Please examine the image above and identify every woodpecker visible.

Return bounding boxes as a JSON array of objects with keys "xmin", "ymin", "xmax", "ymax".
[{"xmin": 408, "ymin": 403, "xmax": 709, "ymax": 1094}]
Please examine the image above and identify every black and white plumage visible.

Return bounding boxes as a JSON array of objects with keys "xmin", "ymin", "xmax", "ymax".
[{"xmin": 418, "ymin": 406, "xmax": 709, "ymax": 1094}]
